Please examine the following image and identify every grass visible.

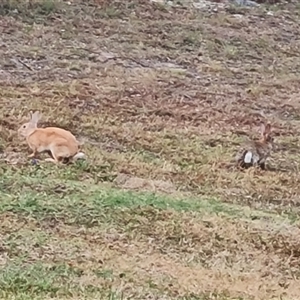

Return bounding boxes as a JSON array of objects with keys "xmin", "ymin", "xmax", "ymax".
[
  {"xmin": 1, "ymin": 166, "xmax": 300, "ymax": 299},
  {"xmin": 1, "ymin": 0, "xmax": 300, "ymax": 299}
]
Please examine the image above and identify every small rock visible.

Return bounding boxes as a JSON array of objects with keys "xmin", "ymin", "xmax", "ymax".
[
  {"xmin": 231, "ymin": 0, "xmax": 260, "ymax": 6},
  {"xmin": 31, "ymin": 159, "xmax": 38, "ymax": 165},
  {"xmin": 149, "ymin": 0, "xmax": 165, "ymax": 3}
]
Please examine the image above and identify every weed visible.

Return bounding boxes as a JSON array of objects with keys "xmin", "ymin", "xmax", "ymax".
[{"xmin": 0, "ymin": 0, "xmax": 59, "ymax": 17}]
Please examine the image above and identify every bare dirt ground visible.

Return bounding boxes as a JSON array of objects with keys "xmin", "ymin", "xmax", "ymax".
[{"xmin": 1, "ymin": 0, "xmax": 300, "ymax": 299}]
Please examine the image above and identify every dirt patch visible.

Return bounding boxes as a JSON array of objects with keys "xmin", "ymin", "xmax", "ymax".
[{"xmin": 114, "ymin": 173, "xmax": 176, "ymax": 194}]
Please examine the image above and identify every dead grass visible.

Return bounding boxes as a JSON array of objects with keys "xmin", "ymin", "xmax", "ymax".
[
  {"xmin": 1, "ymin": 185, "xmax": 300, "ymax": 299},
  {"xmin": 1, "ymin": 0, "xmax": 300, "ymax": 299}
]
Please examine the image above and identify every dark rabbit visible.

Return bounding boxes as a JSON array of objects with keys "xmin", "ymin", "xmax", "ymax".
[{"xmin": 235, "ymin": 122, "xmax": 274, "ymax": 170}]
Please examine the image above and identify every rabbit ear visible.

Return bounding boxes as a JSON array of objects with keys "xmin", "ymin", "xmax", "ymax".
[
  {"xmin": 265, "ymin": 123, "xmax": 271, "ymax": 133},
  {"xmin": 260, "ymin": 122, "xmax": 271, "ymax": 136},
  {"xmin": 30, "ymin": 111, "xmax": 41, "ymax": 125},
  {"xmin": 260, "ymin": 123, "xmax": 266, "ymax": 137}
]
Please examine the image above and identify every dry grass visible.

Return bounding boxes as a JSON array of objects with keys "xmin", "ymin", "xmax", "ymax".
[{"xmin": 1, "ymin": 0, "xmax": 300, "ymax": 299}]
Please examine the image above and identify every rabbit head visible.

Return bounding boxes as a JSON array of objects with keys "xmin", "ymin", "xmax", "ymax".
[{"xmin": 18, "ymin": 111, "xmax": 42, "ymax": 138}]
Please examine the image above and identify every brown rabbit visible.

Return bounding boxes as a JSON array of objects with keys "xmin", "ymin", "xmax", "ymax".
[
  {"xmin": 18, "ymin": 111, "xmax": 85, "ymax": 164},
  {"xmin": 235, "ymin": 122, "xmax": 275, "ymax": 170}
]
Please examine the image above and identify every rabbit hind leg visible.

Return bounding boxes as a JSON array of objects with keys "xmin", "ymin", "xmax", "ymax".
[{"xmin": 47, "ymin": 144, "xmax": 73, "ymax": 164}]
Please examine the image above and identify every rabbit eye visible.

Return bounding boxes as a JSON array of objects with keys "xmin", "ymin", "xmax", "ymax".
[{"xmin": 23, "ymin": 125, "xmax": 26, "ymax": 128}]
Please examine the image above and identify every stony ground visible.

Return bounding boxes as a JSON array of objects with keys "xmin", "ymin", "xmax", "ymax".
[{"xmin": 1, "ymin": 0, "xmax": 300, "ymax": 299}]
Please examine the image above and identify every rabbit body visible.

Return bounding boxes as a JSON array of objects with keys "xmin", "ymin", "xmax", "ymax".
[
  {"xmin": 18, "ymin": 111, "xmax": 85, "ymax": 163},
  {"xmin": 235, "ymin": 123, "xmax": 274, "ymax": 170}
]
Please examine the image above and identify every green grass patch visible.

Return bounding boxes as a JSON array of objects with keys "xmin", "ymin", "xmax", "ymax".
[
  {"xmin": 0, "ymin": 0, "xmax": 60, "ymax": 17},
  {"xmin": 0, "ymin": 162, "xmax": 294, "ymax": 227}
]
